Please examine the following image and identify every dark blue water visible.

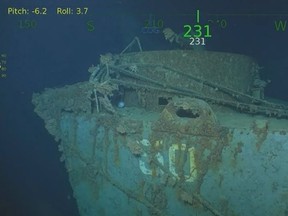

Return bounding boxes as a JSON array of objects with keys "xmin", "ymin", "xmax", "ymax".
[{"xmin": 0, "ymin": 0, "xmax": 287, "ymax": 215}]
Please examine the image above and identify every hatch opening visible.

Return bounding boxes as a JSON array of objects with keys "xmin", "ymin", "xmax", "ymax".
[
  {"xmin": 176, "ymin": 108, "xmax": 200, "ymax": 118},
  {"xmin": 158, "ymin": 97, "xmax": 171, "ymax": 105}
]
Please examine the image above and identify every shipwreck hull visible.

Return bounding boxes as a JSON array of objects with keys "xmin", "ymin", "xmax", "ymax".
[
  {"xmin": 32, "ymin": 50, "xmax": 288, "ymax": 216},
  {"xmin": 57, "ymin": 104, "xmax": 288, "ymax": 216}
]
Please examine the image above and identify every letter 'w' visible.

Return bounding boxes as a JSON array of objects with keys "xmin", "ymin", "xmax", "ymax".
[{"xmin": 274, "ymin": 20, "xmax": 287, "ymax": 32}]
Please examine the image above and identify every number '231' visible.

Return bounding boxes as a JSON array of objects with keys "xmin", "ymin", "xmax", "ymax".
[{"xmin": 183, "ymin": 24, "xmax": 212, "ymax": 38}]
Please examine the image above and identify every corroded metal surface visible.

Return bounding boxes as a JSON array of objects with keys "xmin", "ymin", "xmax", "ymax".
[
  {"xmin": 116, "ymin": 50, "xmax": 256, "ymax": 94},
  {"xmin": 51, "ymin": 102, "xmax": 288, "ymax": 216},
  {"xmin": 32, "ymin": 49, "xmax": 288, "ymax": 216}
]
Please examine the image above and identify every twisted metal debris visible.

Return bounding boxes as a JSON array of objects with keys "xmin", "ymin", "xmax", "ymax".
[{"xmin": 88, "ymin": 48, "xmax": 288, "ymax": 118}]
